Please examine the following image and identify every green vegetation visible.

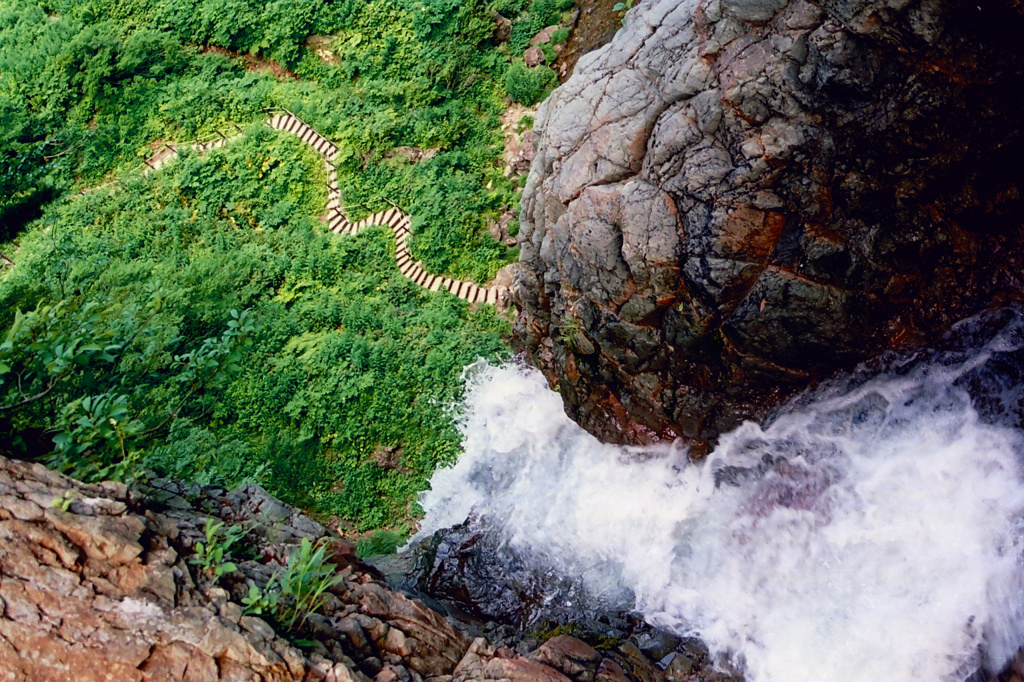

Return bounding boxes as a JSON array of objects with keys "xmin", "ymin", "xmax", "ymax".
[
  {"xmin": 515, "ymin": 115, "xmax": 535, "ymax": 134},
  {"xmin": 506, "ymin": 61, "xmax": 557, "ymax": 106},
  {"xmin": 244, "ymin": 538, "xmax": 344, "ymax": 631},
  {"xmin": 356, "ymin": 528, "xmax": 407, "ymax": 558},
  {"xmin": 191, "ymin": 519, "xmax": 246, "ymax": 579},
  {"xmin": 558, "ymin": 316, "xmax": 594, "ymax": 355},
  {"xmin": 0, "ymin": 0, "xmax": 578, "ymax": 532},
  {"xmin": 1, "ymin": 130, "xmax": 509, "ymax": 527},
  {"xmin": 613, "ymin": 0, "xmax": 635, "ymax": 24},
  {"xmin": 50, "ymin": 490, "xmax": 75, "ymax": 511},
  {"xmin": 500, "ymin": 0, "xmax": 570, "ymax": 106},
  {"xmin": 534, "ymin": 621, "xmax": 622, "ymax": 651},
  {"xmin": 507, "ymin": 0, "xmax": 573, "ymax": 55},
  {"xmin": 0, "ymin": 0, "xmax": 568, "ymax": 281}
]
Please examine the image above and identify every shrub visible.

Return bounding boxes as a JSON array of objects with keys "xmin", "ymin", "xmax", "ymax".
[
  {"xmin": 507, "ymin": 0, "xmax": 573, "ymax": 54},
  {"xmin": 243, "ymin": 538, "xmax": 343, "ymax": 630},
  {"xmin": 493, "ymin": 0, "xmax": 528, "ymax": 17},
  {"xmin": 356, "ymin": 528, "xmax": 406, "ymax": 557},
  {"xmin": 509, "ymin": 18, "xmax": 534, "ymax": 55},
  {"xmin": 1, "ymin": 0, "xmax": 515, "ymax": 534},
  {"xmin": 504, "ymin": 61, "xmax": 557, "ymax": 106},
  {"xmin": 540, "ymin": 42, "xmax": 557, "ymax": 64},
  {"xmin": 190, "ymin": 519, "xmax": 247, "ymax": 579}
]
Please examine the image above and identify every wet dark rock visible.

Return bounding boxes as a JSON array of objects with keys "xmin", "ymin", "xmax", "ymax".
[
  {"xmin": 403, "ymin": 518, "xmax": 588, "ymax": 628},
  {"xmin": 513, "ymin": 0, "xmax": 1024, "ymax": 448},
  {"xmin": 397, "ymin": 518, "xmax": 752, "ymax": 681},
  {"xmin": 634, "ymin": 630, "xmax": 682, "ymax": 664}
]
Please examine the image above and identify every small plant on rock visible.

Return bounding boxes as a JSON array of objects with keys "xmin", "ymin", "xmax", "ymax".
[
  {"xmin": 356, "ymin": 529, "xmax": 406, "ymax": 558},
  {"xmin": 559, "ymin": 316, "xmax": 581, "ymax": 343},
  {"xmin": 50, "ymin": 490, "xmax": 75, "ymax": 511},
  {"xmin": 505, "ymin": 61, "xmax": 558, "ymax": 106},
  {"xmin": 241, "ymin": 582, "xmax": 280, "ymax": 617},
  {"xmin": 243, "ymin": 538, "xmax": 344, "ymax": 631},
  {"xmin": 277, "ymin": 538, "xmax": 344, "ymax": 629},
  {"xmin": 515, "ymin": 115, "xmax": 535, "ymax": 134},
  {"xmin": 613, "ymin": 0, "xmax": 636, "ymax": 24},
  {"xmin": 558, "ymin": 316, "xmax": 595, "ymax": 354},
  {"xmin": 190, "ymin": 519, "xmax": 246, "ymax": 579}
]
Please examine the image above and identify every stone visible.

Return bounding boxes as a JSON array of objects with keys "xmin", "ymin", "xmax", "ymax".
[
  {"xmin": 453, "ymin": 638, "xmax": 571, "ymax": 682},
  {"xmin": 502, "ymin": 102, "xmax": 538, "ymax": 178},
  {"xmin": 663, "ymin": 653, "xmax": 696, "ymax": 680},
  {"xmin": 494, "ymin": 12, "xmax": 513, "ymax": 43},
  {"xmin": 0, "ymin": 455, "xmax": 721, "ymax": 682},
  {"xmin": 612, "ymin": 642, "xmax": 667, "ymax": 682},
  {"xmin": 529, "ymin": 635, "xmax": 601, "ymax": 679},
  {"xmin": 524, "ymin": 46, "xmax": 547, "ymax": 67},
  {"xmin": 531, "ymin": 25, "xmax": 561, "ymax": 46},
  {"xmin": 513, "ymin": 0, "xmax": 1024, "ymax": 446},
  {"xmin": 0, "ymin": 456, "xmax": 454, "ymax": 682},
  {"xmin": 354, "ymin": 581, "xmax": 470, "ymax": 676},
  {"xmin": 596, "ymin": 658, "xmax": 632, "ymax": 682},
  {"xmin": 723, "ymin": 0, "xmax": 789, "ymax": 22}
]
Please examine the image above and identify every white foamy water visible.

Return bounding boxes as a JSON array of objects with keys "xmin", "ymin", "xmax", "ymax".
[{"xmin": 415, "ymin": 316, "xmax": 1024, "ymax": 682}]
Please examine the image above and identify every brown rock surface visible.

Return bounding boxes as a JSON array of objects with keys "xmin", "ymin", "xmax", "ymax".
[
  {"xmin": 0, "ymin": 456, "xmax": 474, "ymax": 682},
  {"xmin": 454, "ymin": 638, "xmax": 571, "ymax": 682},
  {"xmin": 0, "ymin": 456, "xmax": 700, "ymax": 682},
  {"xmin": 551, "ymin": 0, "xmax": 622, "ymax": 80},
  {"xmin": 524, "ymin": 46, "xmax": 547, "ymax": 67},
  {"xmin": 0, "ymin": 457, "xmax": 303, "ymax": 681},
  {"xmin": 530, "ymin": 25, "xmax": 562, "ymax": 47},
  {"xmin": 494, "ymin": 13, "xmax": 513, "ymax": 43},
  {"xmin": 514, "ymin": 0, "xmax": 1024, "ymax": 446},
  {"xmin": 502, "ymin": 103, "xmax": 537, "ymax": 179}
]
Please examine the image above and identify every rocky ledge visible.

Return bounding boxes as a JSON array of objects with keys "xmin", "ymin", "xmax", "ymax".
[
  {"xmin": 0, "ymin": 456, "xmax": 730, "ymax": 681},
  {"xmin": 513, "ymin": 0, "xmax": 1024, "ymax": 446}
]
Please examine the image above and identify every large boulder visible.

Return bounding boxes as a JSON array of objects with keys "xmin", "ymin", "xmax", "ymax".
[{"xmin": 513, "ymin": 0, "xmax": 1024, "ymax": 446}]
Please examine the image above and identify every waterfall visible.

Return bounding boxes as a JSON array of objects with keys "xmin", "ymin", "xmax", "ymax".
[{"xmin": 414, "ymin": 309, "xmax": 1024, "ymax": 682}]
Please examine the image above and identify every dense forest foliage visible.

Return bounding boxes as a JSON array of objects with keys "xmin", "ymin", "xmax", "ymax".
[
  {"xmin": 1, "ymin": 0, "xmax": 571, "ymax": 279},
  {"xmin": 0, "ymin": 0, "xmax": 572, "ymax": 532}
]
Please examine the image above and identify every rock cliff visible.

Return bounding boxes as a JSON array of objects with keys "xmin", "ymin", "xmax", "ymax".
[
  {"xmin": 513, "ymin": 0, "xmax": 1024, "ymax": 445},
  {"xmin": 0, "ymin": 456, "xmax": 727, "ymax": 681},
  {"xmin": 0, "ymin": 455, "xmax": 472, "ymax": 682}
]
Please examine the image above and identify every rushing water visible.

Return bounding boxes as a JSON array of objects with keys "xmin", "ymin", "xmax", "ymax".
[{"xmin": 414, "ymin": 310, "xmax": 1024, "ymax": 682}]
